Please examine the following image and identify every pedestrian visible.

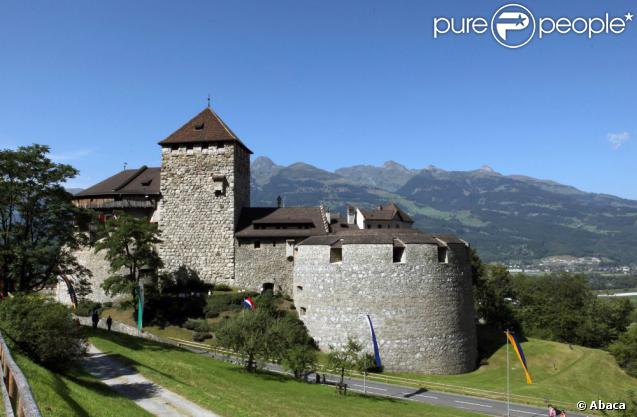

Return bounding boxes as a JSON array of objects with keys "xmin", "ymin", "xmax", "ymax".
[
  {"xmin": 559, "ymin": 411, "xmax": 566, "ymax": 417},
  {"xmin": 548, "ymin": 405, "xmax": 557, "ymax": 417},
  {"xmin": 106, "ymin": 315, "xmax": 113, "ymax": 332},
  {"xmin": 91, "ymin": 309, "xmax": 99, "ymax": 329}
]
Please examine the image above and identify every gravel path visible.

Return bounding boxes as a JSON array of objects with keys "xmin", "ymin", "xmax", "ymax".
[{"xmin": 83, "ymin": 345, "xmax": 220, "ymax": 417}]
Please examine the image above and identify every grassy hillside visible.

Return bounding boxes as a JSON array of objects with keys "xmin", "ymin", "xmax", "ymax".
[
  {"xmin": 14, "ymin": 352, "xmax": 152, "ymax": 417},
  {"xmin": 88, "ymin": 329, "xmax": 485, "ymax": 417},
  {"xmin": 389, "ymin": 338, "xmax": 637, "ymax": 409}
]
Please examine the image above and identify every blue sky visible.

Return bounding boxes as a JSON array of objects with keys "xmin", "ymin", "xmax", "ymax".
[{"xmin": 1, "ymin": 0, "xmax": 635, "ymax": 198}]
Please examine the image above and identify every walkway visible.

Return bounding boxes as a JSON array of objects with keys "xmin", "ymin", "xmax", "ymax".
[{"xmin": 83, "ymin": 345, "xmax": 220, "ymax": 417}]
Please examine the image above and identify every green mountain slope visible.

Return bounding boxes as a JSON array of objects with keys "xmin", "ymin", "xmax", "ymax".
[{"xmin": 251, "ymin": 158, "xmax": 637, "ymax": 264}]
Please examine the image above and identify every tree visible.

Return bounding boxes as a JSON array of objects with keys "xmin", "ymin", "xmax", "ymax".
[
  {"xmin": 216, "ymin": 308, "xmax": 277, "ymax": 372},
  {"xmin": 473, "ymin": 258, "xmax": 519, "ymax": 331},
  {"xmin": 0, "ymin": 144, "xmax": 91, "ymax": 296},
  {"xmin": 216, "ymin": 295, "xmax": 317, "ymax": 375},
  {"xmin": 327, "ymin": 338, "xmax": 369, "ymax": 387},
  {"xmin": 94, "ymin": 213, "xmax": 162, "ymax": 300},
  {"xmin": 609, "ymin": 325, "xmax": 637, "ymax": 378}
]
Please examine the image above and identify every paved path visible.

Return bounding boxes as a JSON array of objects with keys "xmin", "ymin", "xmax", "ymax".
[{"xmin": 83, "ymin": 345, "xmax": 220, "ymax": 417}]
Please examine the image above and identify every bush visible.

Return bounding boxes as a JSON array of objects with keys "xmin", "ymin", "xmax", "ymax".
[
  {"xmin": 75, "ymin": 300, "xmax": 102, "ymax": 317},
  {"xmin": 193, "ymin": 332, "xmax": 213, "ymax": 342},
  {"xmin": 183, "ymin": 318, "xmax": 213, "ymax": 333},
  {"xmin": 204, "ymin": 292, "xmax": 258, "ymax": 318},
  {"xmin": 609, "ymin": 325, "xmax": 637, "ymax": 378},
  {"xmin": 144, "ymin": 294, "xmax": 207, "ymax": 327},
  {"xmin": 0, "ymin": 295, "xmax": 86, "ymax": 368},
  {"xmin": 213, "ymin": 283, "xmax": 233, "ymax": 292}
]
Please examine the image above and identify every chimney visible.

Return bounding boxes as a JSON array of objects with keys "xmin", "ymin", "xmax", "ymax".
[
  {"xmin": 276, "ymin": 195, "xmax": 283, "ymax": 208},
  {"xmin": 325, "ymin": 207, "xmax": 331, "ymax": 225},
  {"xmin": 347, "ymin": 206, "xmax": 356, "ymax": 225}
]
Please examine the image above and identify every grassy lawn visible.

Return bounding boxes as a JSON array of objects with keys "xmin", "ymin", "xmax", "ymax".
[
  {"xmin": 14, "ymin": 352, "xmax": 152, "ymax": 417},
  {"xmin": 388, "ymin": 338, "xmax": 637, "ymax": 408},
  {"xmin": 88, "ymin": 328, "xmax": 486, "ymax": 417}
]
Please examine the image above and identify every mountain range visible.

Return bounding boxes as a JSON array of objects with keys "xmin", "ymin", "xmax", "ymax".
[{"xmin": 251, "ymin": 157, "xmax": 637, "ymax": 265}]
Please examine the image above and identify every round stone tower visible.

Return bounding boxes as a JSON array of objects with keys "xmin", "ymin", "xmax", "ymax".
[
  {"xmin": 158, "ymin": 107, "xmax": 251, "ymax": 284},
  {"xmin": 293, "ymin": 230, "xmax": 477, "ymax": 374}
]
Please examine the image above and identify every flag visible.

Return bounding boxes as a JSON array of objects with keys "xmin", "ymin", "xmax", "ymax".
[
  {"xmin": 136, "ymin": 284, "xmax": 144, "ymax": 332},
  {"xmin": 242, "ymin": 297, "xmax": 255, "ymax": 310},
  {"xmin": 506, "ymin": 330, "xmax": 532, "ymax": 384},
  {"xmin": 365, "ymin": 314, "xmax": 382, "ymax": 369}
]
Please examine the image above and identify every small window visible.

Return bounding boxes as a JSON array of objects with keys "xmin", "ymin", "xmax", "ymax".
[
  {"xmin": 366, "ymin": 224, "xmax": 371, "ymax": 229},
  {"xmin": 393, "ymin": 247, "xmax": 405, "ymax": 263},
  {"xmin": 300, "ymin": 307, "xmax": 307, "ymax": 315},
  {"xmin": 254, "ymin": 241, "xmax": 261, "ymax": 249},
  {"xmin": 377, "ymin": 224, "xmax": 382, "ymax": 229},
  {"xmin": 330, "ymin": 248, "xmax": 343, "ymax": 263},
  {"xmin": 296, "ymin": 285, "xmax": 303, "ymax": 291},
  {"xmin": 272, "ymin": 241, "xmax": 276, "ymax": 247},
  {"xmin": 216, "ymin": 142, "xmax": 224, "ymax": 149},
  {"xmin": 194, "ymin": 122, "xmax": 205, "ymax": 130},
  {"xmin": 438, "ymin": 246, "xmax": 448, "ymax": 263}
]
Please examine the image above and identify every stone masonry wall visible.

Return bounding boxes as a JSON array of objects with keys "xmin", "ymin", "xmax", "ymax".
[
  {"xmin": 235, "ymin": 239, "xmax": 295, "ymax": 295},
  {"xmin": 55, "ymin": 247, "xmax": 125, "ymax": 305},
  {"xmin": 293, "ymin": 243, "xmax": 477, "ymax": 374},
  {"xmin": 159, "ymin": 143, "xmax": 249, "ymax": 284}
]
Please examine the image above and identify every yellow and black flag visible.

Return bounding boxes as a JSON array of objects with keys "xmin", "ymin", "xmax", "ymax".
[{"xmin": 506, "ymin": 331, "xmax": 533, "ymax": 384}]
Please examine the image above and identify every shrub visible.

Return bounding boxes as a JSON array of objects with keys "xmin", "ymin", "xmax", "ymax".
[
  {"xmin": 183, "ymin": 318, "xmax": 213, "ymax": 333},
  {"xmin": 609, "ymin": 325, "xmax": 637, "ymax": 378},
  {"xmin": 0, "ymin": 295, "xmax": 86, "ymax": 368},
  {"xmin": 144, "ymin": 294, "xmax": 206, "ymax": 327},
  {"xmin": 75, "ymin": 300, "xmax": 102, "ymax": 317},
  {"xmin": 193, "ymin": 332, "xmax": 213, "ymax": 342},
  {"xmin": 204, "ymin": 292, "xmax": 258, "ymax": 318},
  {"xmin": 213, "ymin": 283, "xmax": 233, "ymax": 292}
]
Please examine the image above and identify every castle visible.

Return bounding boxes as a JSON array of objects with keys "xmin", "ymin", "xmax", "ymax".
[{"xmin": 70, "ymin": 106, "xmax": 477, "ymax": 374}]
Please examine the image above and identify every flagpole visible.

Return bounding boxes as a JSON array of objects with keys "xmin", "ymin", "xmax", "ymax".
[{"xmin": 506, "ymin": 330, "xmax": 510, "ymax": 417}]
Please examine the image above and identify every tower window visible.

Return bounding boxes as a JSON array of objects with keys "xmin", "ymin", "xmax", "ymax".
[
  {"xmin": 330, "ymin": 248, "xmax": 342, "ymax": 263},
  {"xmin": 393, "ymin": 247, "xmax": 406, "ymax": 263},
  {"xmin": 254, "ymin": 241, "xmax": 261, "ymax": 249},
  {"xmin": 299, "ymin": 307, "xmax": 307, "ymax": 315},
  {"xmin": 438, "ymin": 247, "xmax": 448, "ymax": 263}
]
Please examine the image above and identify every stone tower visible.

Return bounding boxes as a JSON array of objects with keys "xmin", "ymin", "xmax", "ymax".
[{"xmin": 158, "ymin": 107, "xmax": 251, "ymax": 284}]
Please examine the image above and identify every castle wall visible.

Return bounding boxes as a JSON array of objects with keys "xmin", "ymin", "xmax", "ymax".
[
  {"xmin": 293, "ymin": 242, "xmax": 477, "ymax": 374},
  {"xmin": 56, "ymin": 247, "xmax": 125, "ymax": 304},
  {"xmin": 159, "ymin": 143, "xmax": 249, "ymax": 284},
  {"xmin": 235, "ymin": 239, "xmax": 295, "ymax": 295}
]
